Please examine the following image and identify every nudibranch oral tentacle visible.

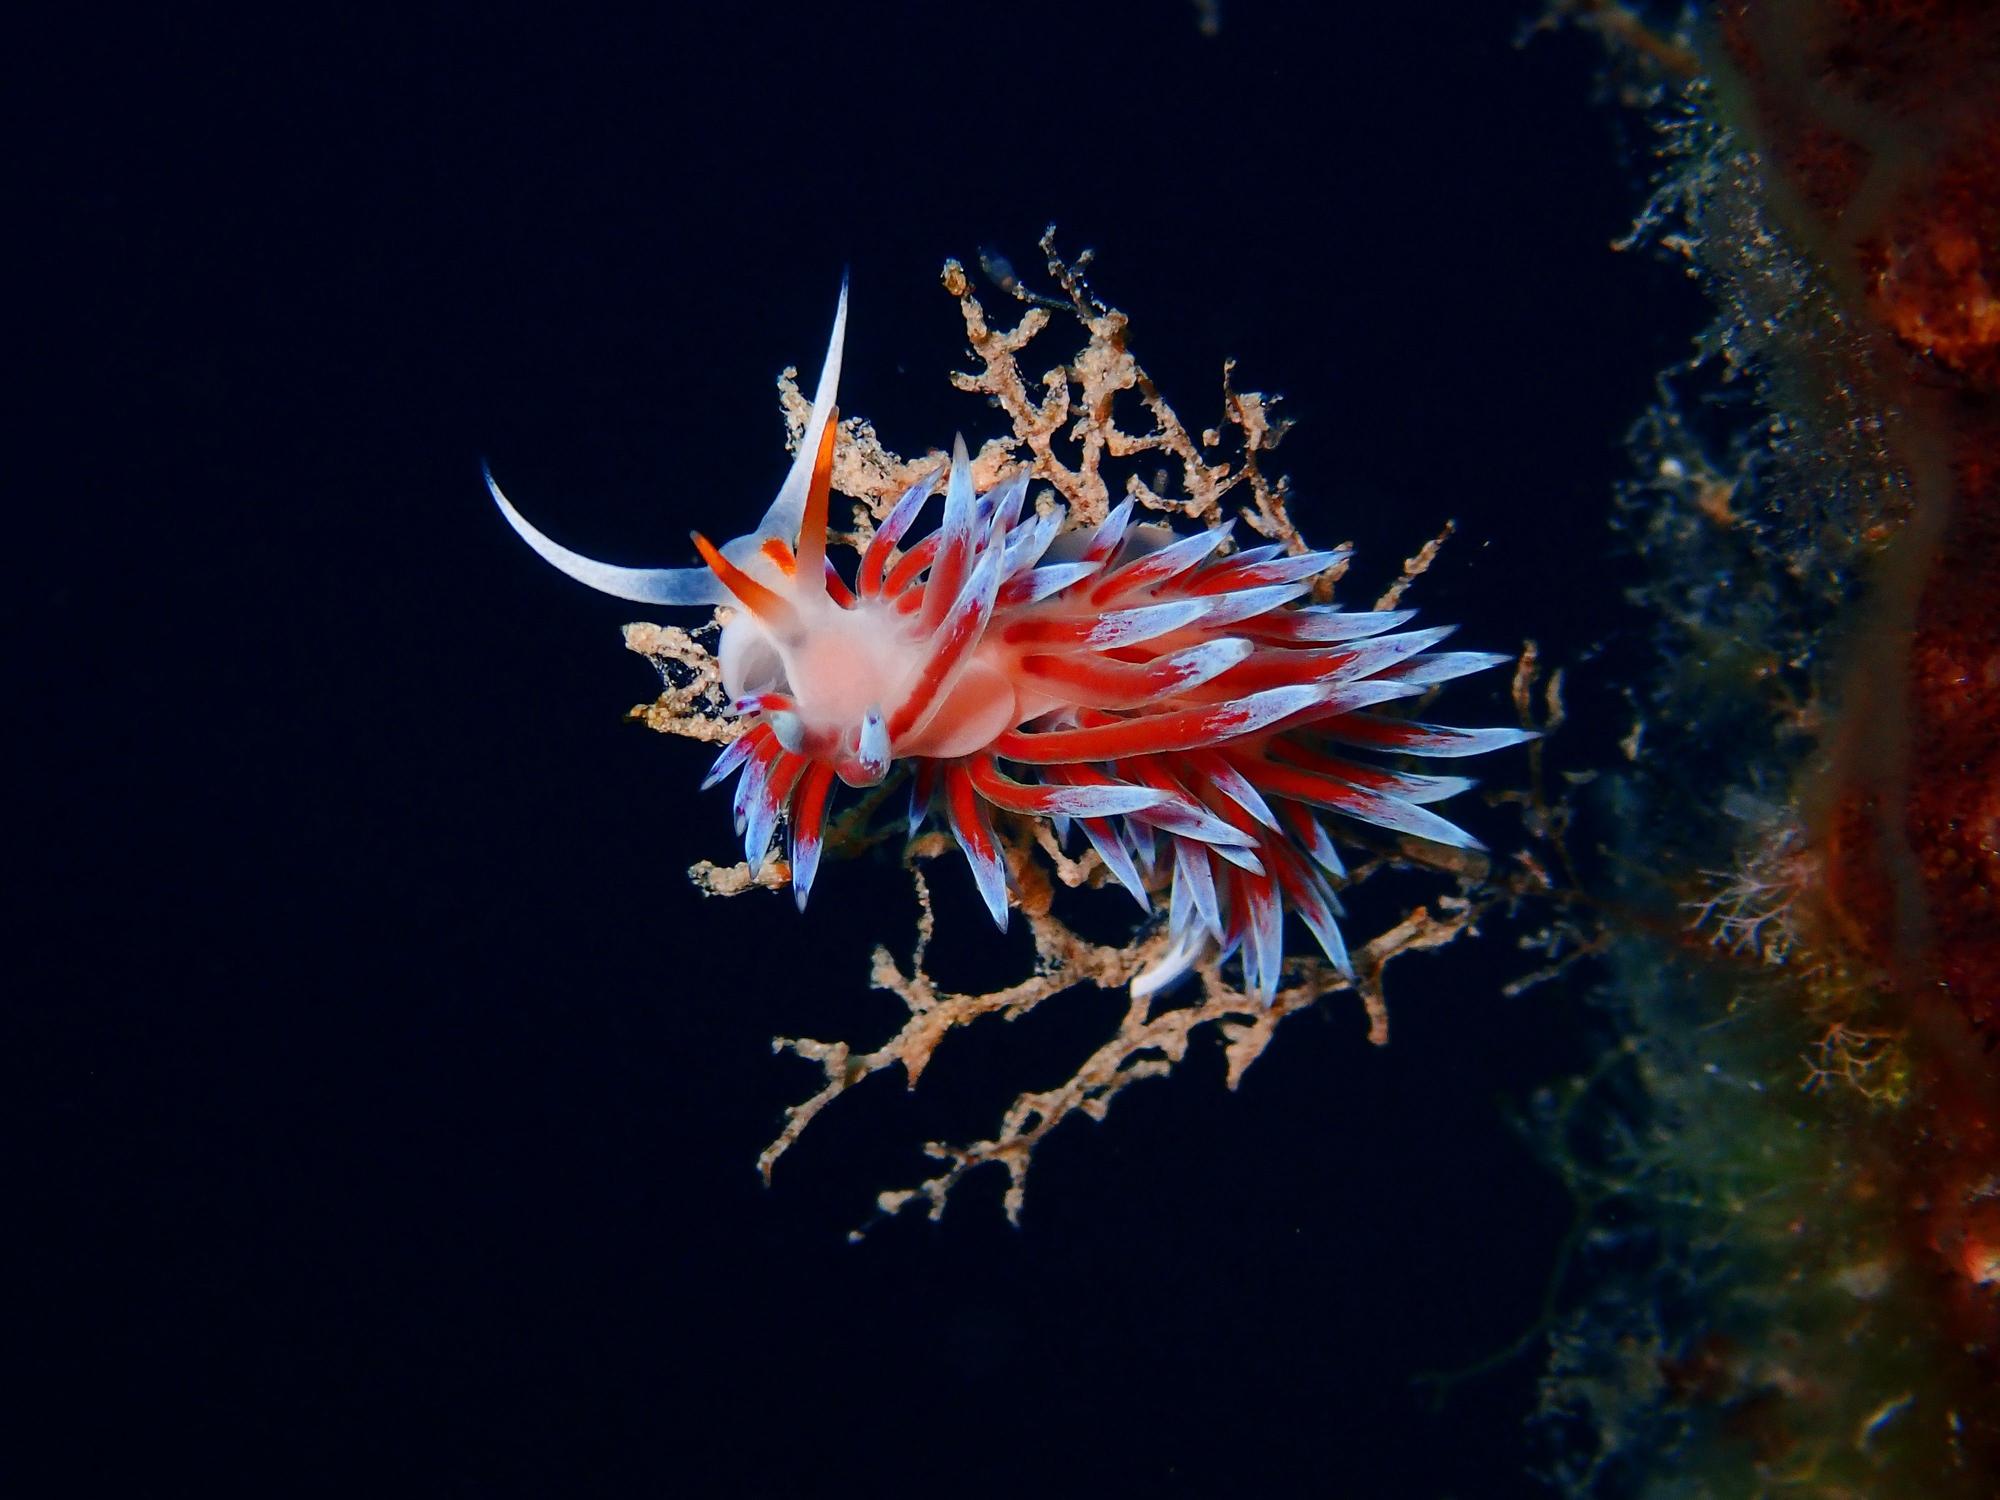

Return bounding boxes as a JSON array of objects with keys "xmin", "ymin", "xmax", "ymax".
[{"xmin": 489, "ymin": 283, "xmax": 1535, "ymax": 1003}]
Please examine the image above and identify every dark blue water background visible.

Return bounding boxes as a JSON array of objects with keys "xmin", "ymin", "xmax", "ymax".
[{"xmin": 21, "ymin": 4, "xmax": 1703, "ymax": 1492}]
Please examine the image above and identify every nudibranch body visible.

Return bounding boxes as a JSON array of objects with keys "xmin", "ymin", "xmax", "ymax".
[{"xmin": 489, "ymin": 283, "xmax": 1532, "ymax": 1001}]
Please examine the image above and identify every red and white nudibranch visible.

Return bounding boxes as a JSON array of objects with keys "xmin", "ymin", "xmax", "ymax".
[{"xmin": 488, "ymin": 281, "xmax": 1533, "ymax": 1002}]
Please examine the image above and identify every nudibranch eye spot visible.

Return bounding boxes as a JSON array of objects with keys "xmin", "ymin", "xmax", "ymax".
[{"xmin": 488, "ymin": 278, "xmax": 1534, "ymax": 1003}]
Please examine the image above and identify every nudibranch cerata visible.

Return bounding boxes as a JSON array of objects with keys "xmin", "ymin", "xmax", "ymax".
[{"xmin": 487, "ymin": 281, "xmax": 1533, "ymax": 1002}]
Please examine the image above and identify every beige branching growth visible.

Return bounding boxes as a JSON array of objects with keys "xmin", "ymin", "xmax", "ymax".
[
  {"xmin": 763, "ymin": 834, "xmax": 1546, "ymax": 1238},
  {"xmin": 1799, "ymin": 1021, "xmax": 1907, "ymax": 1105},
  {"xmin": 942, "ymin": 229, "xmax": 1306, "ymax": 546},
  {"xmin": 1684, "ymin": 813, "xmax": 1819, "ymax": 969},
  {"xmin": 626, "ymin": 240, "xmax": 1579, "ymax": 1228},
  {"xmin": 1373, "ymin": 520, "xmax": 1456, "ymax": 611},
  {"xmin": 623, "ymin": 621, "xmax": 734, "ymax": 742}
]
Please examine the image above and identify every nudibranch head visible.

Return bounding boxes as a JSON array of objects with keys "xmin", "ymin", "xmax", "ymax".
[
  {"xmin": 488, "ymin": 281, "xmax": 1534, "ymax": 1000},
  {"xmin": 689, "ymin": 417, "xmax": 1028, "ymax": 786}
]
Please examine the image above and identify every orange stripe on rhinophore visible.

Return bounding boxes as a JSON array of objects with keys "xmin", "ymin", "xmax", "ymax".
[
  {"xmin": 691, "ymin": 531, "xmax": 798, "ymax": 629},
  {"xmin": 760, "ymin": 537, "xmax": 798, "ymax": 576},
  {"xmin": 794, "ymin": 405, "xmax": 839, "ymax": 589}
]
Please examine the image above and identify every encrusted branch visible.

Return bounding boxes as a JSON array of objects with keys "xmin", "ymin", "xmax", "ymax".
[{"xmin": 621, "ymin": 240, "xmax": 1583, "ymax": 1228}]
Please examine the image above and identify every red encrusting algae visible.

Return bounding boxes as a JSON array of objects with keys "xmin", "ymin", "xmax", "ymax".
[{"xmin": 1719, "ymin": 0, "xmax": 2000, "ymax": 1386}]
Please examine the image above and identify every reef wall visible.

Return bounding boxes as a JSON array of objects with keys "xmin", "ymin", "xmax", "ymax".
[{"xmin": 1540, "ymin": 3, "xmax": 1999, "ymax": 1491}]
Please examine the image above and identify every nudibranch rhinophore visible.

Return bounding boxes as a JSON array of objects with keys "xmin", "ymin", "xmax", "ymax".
[{"xmin": 488, "ymin": 281, "xmax": 1533, "ymax": 1002}]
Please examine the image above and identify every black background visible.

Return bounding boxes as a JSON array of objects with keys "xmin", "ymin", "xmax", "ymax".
[{"xmin": 24, "ymin": 4, "xmax": 1699, "ymax": 1494}]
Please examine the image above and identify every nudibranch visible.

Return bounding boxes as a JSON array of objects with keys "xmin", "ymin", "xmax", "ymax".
[{"xmin": 488, "ymin": 282, "xmax": 1533, "ymax": 1001}]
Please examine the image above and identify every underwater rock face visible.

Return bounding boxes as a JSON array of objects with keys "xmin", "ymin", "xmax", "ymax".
[
  {"xmin": 1539, "ymin": 4, "xmax": 1999, "ymax": 1493},
  {"xmin": 1716, "ymin": 0, "xmax": 2000, "ymax": 1040},
  {"xmin": 1719, "ymin": 0, "xmax": 2000, "ymax": 1362}
]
